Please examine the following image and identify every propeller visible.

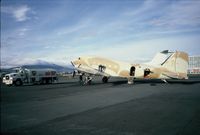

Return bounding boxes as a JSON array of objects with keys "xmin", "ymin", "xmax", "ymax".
[
  {"xmin": 71, "ymin": 61, "xmax": 81, "ymax": 68},
  {"xmin": 72, "ymin": 71, "xmax": 76, "ymax": 77},
  {"xmin": 71, "ymin": 61, "xmax": 82, "ymax": 79},
  {"xmin": 71, "ymin": 61, "xmax": 75, "ymax": 67}
]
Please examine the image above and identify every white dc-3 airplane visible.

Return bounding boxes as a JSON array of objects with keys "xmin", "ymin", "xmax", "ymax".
[{"xmin": 71, "ymin": 50, "xmax": 188, "ymax": 84}]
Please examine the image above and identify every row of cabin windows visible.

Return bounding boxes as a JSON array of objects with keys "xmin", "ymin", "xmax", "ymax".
[{"xmin": 91, "ymin": 63, "xmax": 118, "ymax": 69}]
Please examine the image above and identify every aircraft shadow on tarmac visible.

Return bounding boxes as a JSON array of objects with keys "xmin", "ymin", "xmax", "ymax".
[
  {"xmin": 110, "ymin": 79, "xmax": 200, "ymax": 86},
  {"xmin": 35, "ymin": 78, "xmax": 200, "ymax": 86}
]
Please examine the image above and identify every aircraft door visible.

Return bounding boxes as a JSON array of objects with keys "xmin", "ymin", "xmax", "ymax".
[
  {"xmin": 144, "ymin": 68, "xmax": 150, "ymax": 77},
  {"xmin": 130, "ymin": 66, "xmax": 135, "ymax": 76},
  {"xmin": 98, "ymin": 65, "xmax": 106, "ymax": 72}
]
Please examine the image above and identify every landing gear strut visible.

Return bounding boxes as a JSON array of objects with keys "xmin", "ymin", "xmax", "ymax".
[
  {"xmin": 83, "ymin": 76, "xmax": 92, "ymax": 85},
  {"xmin": 162, "ymin": 79, "xmax": 168, "ymax": 83},
  {"xmin": 127, "ymin": 77, "xmax": 134, "ymax": 84}
]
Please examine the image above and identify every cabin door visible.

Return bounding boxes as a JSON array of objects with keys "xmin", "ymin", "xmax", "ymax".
[{"xmin": 144, "ymin": 68, "xmax": 150, "ymax": 77}]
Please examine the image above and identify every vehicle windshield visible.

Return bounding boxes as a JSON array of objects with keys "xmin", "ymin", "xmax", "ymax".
[{"xmin": 9, "ymin": 73, "xmax": 17, "ymax": 77}]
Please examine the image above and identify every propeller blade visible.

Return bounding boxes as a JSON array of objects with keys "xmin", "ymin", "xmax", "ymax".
[
  {"xmin": 71, "ymin": 61, "xmax": 75, "ymax": 67},
  {"xmin": 72, "ymin": 71, "xmax": 76, "ymax": 77}
]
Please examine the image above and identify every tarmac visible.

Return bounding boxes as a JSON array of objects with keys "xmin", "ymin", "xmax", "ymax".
[{"xmin": 1, "ymin": 77, "xmax": 200, "ymax": 135}]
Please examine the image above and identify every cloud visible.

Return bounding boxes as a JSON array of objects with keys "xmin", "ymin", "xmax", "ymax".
[
  {"xmin": 14, "ymin": 5, "xmax": 30, "ymax": 21},
  {"xmin": 1, "ymin": 0, "xmax": 200, "ymax": 68},
  {"xmin": 107, "ymin": 0, "xmax": 200, "ymax": 37},
  {"xmin": 16, "ymin": 28, "xmax": 29, "ymax": 36},
  {"xmin": 57, "ymin": 24, "xmax": 86, "ymax": 36},
  {"xmin": 1, "ymin": 5, "xmax": 31, "ymax": 22},
  {"xmin": 149, "ymin": 1, "xmax": 200, "ymax": 28},
  {"xmin": 123, "ymin": 0, "xmax": 158, "ymax": 16},
  {"xmin": 68, "ymin": 34, "xmax": 200, "ymax": 63},
  {"xmin": 2, "ymin": 34, "xmax": 199, "ymax": 68}
]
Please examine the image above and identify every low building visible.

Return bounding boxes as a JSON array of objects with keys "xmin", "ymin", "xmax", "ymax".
[{"xmin": 188, "ymin": 56, "xmax": 200, "ymax": 74}]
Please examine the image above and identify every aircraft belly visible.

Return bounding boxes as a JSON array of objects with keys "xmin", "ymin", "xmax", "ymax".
[{"xmin": 105, "ymin": 69, "xmax": 118, "ymax": 76}]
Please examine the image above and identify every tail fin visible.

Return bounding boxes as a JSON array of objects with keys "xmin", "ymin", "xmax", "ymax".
[
  {"xmin": 162, "ymin": 51, "xmax": 189, "ymax": 79},
  {"xmin": 149, "ymin": 50, "xmax": 172, "ymax": 66}
]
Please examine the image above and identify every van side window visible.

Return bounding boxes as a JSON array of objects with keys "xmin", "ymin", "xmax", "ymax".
[{"xmin": 32, "ymin": 71, "xmax": 37, "ymax": 76}]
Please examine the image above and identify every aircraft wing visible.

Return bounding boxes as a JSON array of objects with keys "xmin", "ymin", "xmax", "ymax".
[{"xmin": 75, "ymin": 65, "xmax": 110, "ymax": 77}]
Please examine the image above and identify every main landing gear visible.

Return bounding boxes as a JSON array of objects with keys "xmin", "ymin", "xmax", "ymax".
[
  {"xmin": 83, "ymin": 76, "xmax": 92, "ymax": 85},
  {"xmin": 161, "ymin": 79, "xmax": 168, "ymax": 83},
  {"xmin": 102, "ymin": 76, "xmax": 108, "ymax": 83},
  {"xmin": 79, "ymin": 74, "xmax": 92, "ymax": 85},
  {"xmin": 79, "ymin": 75, "xmax": 109, "ymax": 85},
  {"xmin": 127, "ymin": 77, "xmax": 134, "ymax": 84}
]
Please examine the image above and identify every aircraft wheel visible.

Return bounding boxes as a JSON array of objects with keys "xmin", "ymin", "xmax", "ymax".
[
  {"xmin": 15, "ymin": 79, "xmax": 23, "ymax": 86},
  {"xmin": 102, "ymin": 76, "xmax": 108, "ymax": 83},
  {"xmin": 88, "ymin": 80, "xmax": 92, "ymax": 85}
]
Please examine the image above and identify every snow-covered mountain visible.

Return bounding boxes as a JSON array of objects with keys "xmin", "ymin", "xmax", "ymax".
[{"xmin": 1, "ymin": 60, "xmax": 74, "ymax": 73}]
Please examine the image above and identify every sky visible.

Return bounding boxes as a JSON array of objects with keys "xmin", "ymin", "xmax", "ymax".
[{"xmin": 1, "ymin": 0, "xmax": 200, "ymax": 68}]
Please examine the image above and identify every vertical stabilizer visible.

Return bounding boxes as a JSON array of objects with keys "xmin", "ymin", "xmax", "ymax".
[
  {"xmin": 162, "ymin": 51, "xmax": 189, "ymax": 79},
  {"xmin": 148, "ymin": 50, "xmax": 172, "ymax": 66}
]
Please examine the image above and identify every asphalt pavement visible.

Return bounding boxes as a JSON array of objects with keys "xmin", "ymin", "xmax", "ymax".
[{"xmin": 1, "ymin": 77, "xmax": 200, "ymax": 135}]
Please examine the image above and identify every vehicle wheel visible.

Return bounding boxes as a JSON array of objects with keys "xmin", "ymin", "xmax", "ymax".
[
  {"xmin": 43, "ymin": 79, "xmax": 47, "ymax": 84},
  {"xmin": 15, "ymin": 79, "xmax": 23, "ymax": 86},
  {"xmin": 48, "ymin": 79, "xmax": 52, "ymax": 84},
  {"xmin": 88, "ymin": 80, "xmax": 92, "ymax": 85},
  {"xmin": 102, "ymin": 76, "xmax": 108, "ymax": 83}
]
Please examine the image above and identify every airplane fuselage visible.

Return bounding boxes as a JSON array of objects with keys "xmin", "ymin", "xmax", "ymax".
[{"xmin": 71, "ymin": 51, "xmax": 188, "ymax": 84}]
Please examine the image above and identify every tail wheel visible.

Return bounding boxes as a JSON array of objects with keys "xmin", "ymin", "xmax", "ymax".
[{"xmin": 102, "ymin": 76, "xmax": 108, "ymax": 83}]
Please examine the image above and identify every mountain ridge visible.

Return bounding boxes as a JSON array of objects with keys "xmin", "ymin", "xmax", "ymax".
[{"xmin": 1, "ymin": 60, "xmax": 74, "ymax": 73}]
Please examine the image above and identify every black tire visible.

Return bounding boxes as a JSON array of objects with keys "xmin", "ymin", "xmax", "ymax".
[
  {"xmin": 88, "ymin": 80, "xmax": 92, "ymax": 85},
  {"xmin": 43, "ymin": 79, "xmax": 47, "ymax": 84},
  {"xmin": 48, "ymin": 78, "xmax": 52, "ymax": 84},
  {"xmin": 15, "ymin": 79, "xmax": 23, "ymax": 86},
  {"xmin": 102, "ymin": 76, "xmax": 108, "ymax": 83},
  {"xmin": 40, "ymin": 78, "xmax": 46, "ymax": 84}
]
